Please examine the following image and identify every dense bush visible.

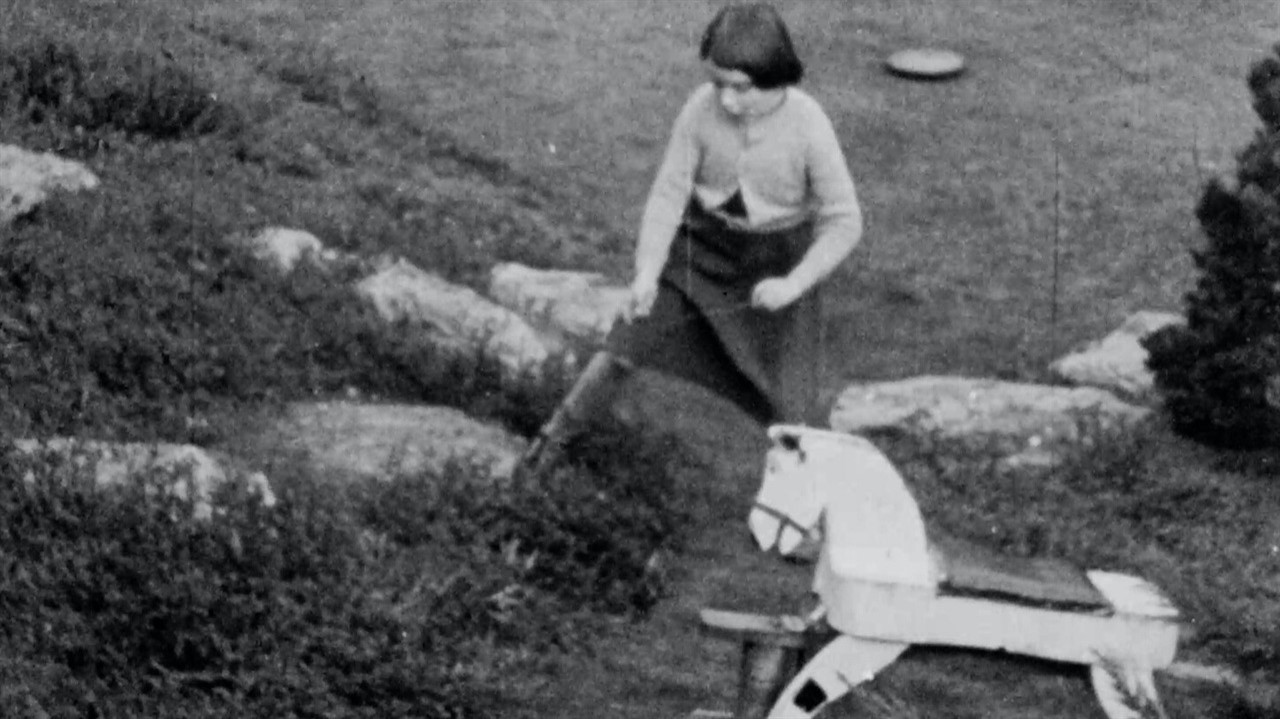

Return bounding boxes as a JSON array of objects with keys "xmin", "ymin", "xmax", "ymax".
[
  {"xmin": 0, "ymin": 38, "xmax": 242, "ymax": 141},
  {"xmin": 0, "ymin": 450, "xmax": 479, "ymax": 718},
  {"xmin": 0, "ymin": 406, "xmax": 694, "ymax": 718},
  {"xmin": 0, "ymin": 187, "xmax": 569, "ymax": 443},
  {"xmin": 362, "ymin": 417, "xmax": 696, "ymax": 616},
  {"xmin": 0, "ymin": 195, "xmax": 339, "ymax": 440},
  {"xmin": 1144, "ymin": 44, "xmax": 1280, "ymax": 448}
]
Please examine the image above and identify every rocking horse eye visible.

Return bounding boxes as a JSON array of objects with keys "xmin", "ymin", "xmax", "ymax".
[{"xmin": 777, "ymin": 433, "xmax": 806, "ymax": 461}]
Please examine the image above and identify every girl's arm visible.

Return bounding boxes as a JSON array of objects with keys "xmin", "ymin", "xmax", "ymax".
[
  {"xmin": 633, "ymin": 86, "xmax": 706, "ymax": 286},
  {"xmin": 785, "ymin": 105, "xmax": 863, "ymax": 295}
]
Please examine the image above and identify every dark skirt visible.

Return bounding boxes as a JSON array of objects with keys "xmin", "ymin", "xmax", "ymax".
[{"xmin": 607, "ymin": 200, "xmax": 825, "ymax": 426}]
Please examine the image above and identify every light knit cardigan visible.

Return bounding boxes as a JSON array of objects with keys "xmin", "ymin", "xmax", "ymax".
[{"xmin": 637, "ymin": 82, "xmax": 863, "ymax": 290}]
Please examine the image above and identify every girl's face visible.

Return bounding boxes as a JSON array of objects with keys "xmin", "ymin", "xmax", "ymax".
[{"xmin": 706, "ymin": 63, "xmax": 785, "ymax": 119}]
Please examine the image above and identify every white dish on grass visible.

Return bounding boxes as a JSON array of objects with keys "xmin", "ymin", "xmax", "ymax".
[{"xmin": 885, "ymin": 48, "xmax": 966, "ymax": 81}]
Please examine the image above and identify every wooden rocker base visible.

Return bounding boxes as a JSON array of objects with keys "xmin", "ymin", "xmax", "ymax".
[
  {"xmin": 693, "ymin": 610, "xmax": 833, "ymax": 719},
  {"xmin": 693, "ymin": 609, "xmax": 907, "ymax": 719},
  {"xmin": 694, "ymin": 598, "xmax": 1177, "ymax": 719}
]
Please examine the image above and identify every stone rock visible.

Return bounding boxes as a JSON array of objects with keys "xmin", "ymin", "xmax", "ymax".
[
  {"xmin": 356, "ymin": 258, "xmax": 561, "ymax": 378},
  {"xmin": 487, "ymin": 262, "xmax": 628, "ymax": 347},
  {"xmin": 244, "ymin": 226, "xmax": 352, "ymax": 273},
  {"xmin": 9, "ymin": 438, "xmax": 276, "ymax": 521},
  {"xmin": 1049, "ymin": 311, "xmax": 1184, "ymax": 401},
  {"xmin": 0, "ymin": 145, "xmax": 100, "ymax": 226},
  {"xmin": 829, "ymin": 376, "xmax": 1152, "ymax": 463},
  {"xmin": 270, "ymin": 401, "xmax": 527, "ymax": 483}
]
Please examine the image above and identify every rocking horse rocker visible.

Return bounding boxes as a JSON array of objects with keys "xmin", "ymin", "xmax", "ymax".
[{"xmin": 701, "ymin": 425, "xmax": 1180, "ymax": 719}]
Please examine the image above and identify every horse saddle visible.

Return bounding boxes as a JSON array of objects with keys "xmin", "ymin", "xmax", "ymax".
[{"xmin": 929, "ymin": 530, "xmax": 1113, "ymax": 614}]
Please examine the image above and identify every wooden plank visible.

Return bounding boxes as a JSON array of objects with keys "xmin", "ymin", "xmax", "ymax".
[
  {"xmin": 735, "ymin": 643, "xmax": 801, "ymax": 719},
  {"xmin": 932, "ymin": 531, "xmax": 1112, "ymax": 611},
  {"xmin": 819, "ymin": 577, "xmax": 1180, "ymax": 668},
  {"xmin": 1163, "ymin": 661, "xmax": 1243, "ymax": 687},
  {"xmin": 699, "ymin": 608, "xmax": 822, "ymax": 649},
  {"xmin": 1087, "ymin": 571, "xmax": 1179, "ymax": 619}
]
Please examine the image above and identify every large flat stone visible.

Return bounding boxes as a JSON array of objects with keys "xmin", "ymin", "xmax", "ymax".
[
  {"xmin": 9, "ymin": 438, "xmax": 276, "ymax": 521},
  {"xmin": 0, "ymin": 145, "xmax": 99, "ymax": 226},
  {"xmin": 1049, "ymin": 311, "xmax": 1184, "ymax": 401},
  {"xmin": 271, "ymin": 401, "xmax": 527, "ymax": 484},
  {"xmin": 829, "ymin": 376, "xmax": 1152, "ymax": 461},
  {"xmin": 242, "ymin": 226, "xmax": 358, "ymax": 273},
  {"xmin": 487, "ymin": 262, "xmax": 628, "ymax": 348},
  {"xmin": 356, "ymin": 258, "xmax": 561, "ymax": 379}
]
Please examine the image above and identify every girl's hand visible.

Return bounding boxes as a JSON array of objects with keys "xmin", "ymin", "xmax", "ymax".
[
  {"xmin": 750, "ymin": 276, "xmax": 805, "ymax": 312},
  {"xmin": 622, "ymin": 276, "xmax": 659, "ymax": 323}
]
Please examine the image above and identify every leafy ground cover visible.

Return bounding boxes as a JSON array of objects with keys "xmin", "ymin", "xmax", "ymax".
[
  {"xmin": 0, "ymin": 412, "xmax": 699, "ymax": 718},
  {"xmin": 0, "ymin": 0, "xmax": 1277, "ymax": 716}
]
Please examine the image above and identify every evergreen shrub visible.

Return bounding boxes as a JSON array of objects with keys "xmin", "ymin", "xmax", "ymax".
[{"xmin": 1144, "ymin": 44, "xmax": 1280, "ymax": 448}]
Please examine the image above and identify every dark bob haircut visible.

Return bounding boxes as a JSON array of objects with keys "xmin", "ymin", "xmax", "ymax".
[{"xmin": 699, "ymin": 3, "xmax": 804, "ymax": 89}]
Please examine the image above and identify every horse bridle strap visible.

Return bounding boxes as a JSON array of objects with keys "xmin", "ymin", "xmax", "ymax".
[{"xmin": 751, "ymin": 500, "xmax": 815, "ymax": 549}]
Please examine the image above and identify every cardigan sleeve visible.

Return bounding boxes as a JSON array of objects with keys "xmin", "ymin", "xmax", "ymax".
[
  {"xmin": 633, "ymin": 86, "xmax": 706, "ymax": 282},
  {"xmin": 804, "ymin": 104, "xmax": 863, "ymax": 255}
]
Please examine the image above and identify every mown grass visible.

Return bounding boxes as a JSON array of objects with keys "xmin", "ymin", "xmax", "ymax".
[
  {"xmin": 313, "ymin": 0, "xmax": 1273, "ymax": 376},
  {"xmin": 0, "ymin": 0, "xmax": 1277, "ymax": 716}
]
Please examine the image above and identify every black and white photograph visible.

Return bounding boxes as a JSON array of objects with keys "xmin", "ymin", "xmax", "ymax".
[{"xmin": 0, "ymin": 1, "xmax": 1277, "ymax": 717}]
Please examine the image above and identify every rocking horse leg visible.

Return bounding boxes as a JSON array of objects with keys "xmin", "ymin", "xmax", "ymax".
[
  {"xmin": 1090, "ymin": 662, "xmax": 1168, "ymax": 719},
  {"xmin": 766, "ymin": 635, "xmax": 907, "ymax": 719}
]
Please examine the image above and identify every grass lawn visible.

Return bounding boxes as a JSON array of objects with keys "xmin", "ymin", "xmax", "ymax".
[
  {"xmin": 279, "ymin": 0, "xmax": 1270, "ymax": 376},
  {"xmin": 1, "ymin": 0, "xmax": 1278, "ymax": 717}
]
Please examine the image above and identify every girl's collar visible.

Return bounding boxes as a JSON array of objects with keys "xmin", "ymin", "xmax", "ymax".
[
  {"xmin": 716, "ymin": 87, "xmax": 789, "ymax": 123},
  {"xmin": 750, "ymin": 88, "xmax": 789, "ymax": 119}
]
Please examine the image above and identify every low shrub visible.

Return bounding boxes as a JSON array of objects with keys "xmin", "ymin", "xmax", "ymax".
[
  {"xmin": 0, "ymin": 182, "xmax": 572, "ymax": 443},
  {"xmin": 0, "ymin": 399, "xmax": 696, "ymax": 717},
  {"xmin": 0, "ymin": 447, "xmax": 485, "ymax": 719},
  {"xmin": 361, "ymin": 416, "xmax": 696, "ymax": 617},
  {"xmin": 0, "ymin": 194, "xmax": 310, "ymax": 439},
  {"xmin": 0, "ymin": 38, "xmax": 242, "ymax": 141}
]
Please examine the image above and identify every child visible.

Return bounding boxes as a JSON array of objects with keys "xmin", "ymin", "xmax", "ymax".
[{"xmin": 610, "ymin": 1, "xmax": 864, "ymax": 427}]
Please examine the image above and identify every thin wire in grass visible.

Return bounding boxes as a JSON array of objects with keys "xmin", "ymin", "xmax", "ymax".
[
  {"xmin": 1050, "ymin": 141, "xmax": 1061, "ymax": 365},
  {"xmin": 184, "ymin": 3, "xmax": 199, "ymax": 445},
  {"xmin": 1045, "ymin": 139, "xmax": 1064, "ymax": 482}
]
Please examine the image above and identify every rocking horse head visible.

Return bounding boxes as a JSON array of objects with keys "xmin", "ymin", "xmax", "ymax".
[
  {"xmin": 749, "ymin": 425, "xmax": 936, "ymax": 587},
  {"xmin": 750, "ymin": 425, "xmax": 825, "ymax": 555}
]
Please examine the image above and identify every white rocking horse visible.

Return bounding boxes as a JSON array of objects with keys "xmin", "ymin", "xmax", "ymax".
[{"xmin": 745, "ymin": 425, "xmax": 1180, "ymax": 719}]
